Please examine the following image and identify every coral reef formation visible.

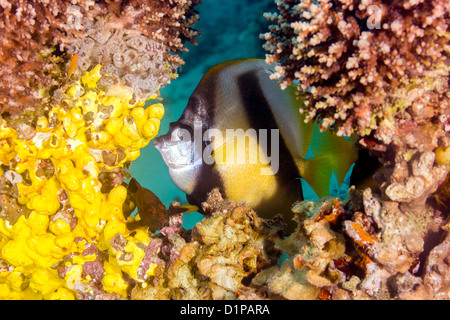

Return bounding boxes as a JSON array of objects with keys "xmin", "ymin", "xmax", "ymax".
[
  {"xmin": 261, "ymin": 0, "xmax": 449, "ymax": 140},
  {"xmin": 131, "ymin": 189, "xmax": 284, "ymax": 300},
  {"xmin": 0, "ymin": 0, "xmax": 200, "ymax": 299},
  {"xmin": 260, "ymin": 0, "xmax": 450, "ymax": 300},
  {"xmin": 0, "ymin": 0, "xmax": 200, "ymax": 114},
  {"xmin": 1, "ymin": 0, "xmax": 448, "ymax": 301},
  {"xmin": 0, "ymin": 66, "xmax": 165, "ymax": 299}
]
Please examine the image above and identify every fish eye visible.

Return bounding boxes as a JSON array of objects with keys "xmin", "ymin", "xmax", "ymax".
[
  {"xmin": 177, "ymin": 129, "xmax": 184, "ymax": 141},
  {"xmin": 171, "ymin": 127, "xmax": 191, "ymax": 142}
]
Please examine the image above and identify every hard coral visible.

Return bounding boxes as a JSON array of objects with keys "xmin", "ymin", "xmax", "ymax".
[
  {"xmin": 261, "ymin": 0, "xmax": 450, "ymax": 300},
  {"xmin": 69, "ymin": 21, "xmax": 176, "ymax": 103},
  {"xmin": 261, "ymin": 0, "xmax": 449, "ymax": 140},
  {"xmin": 252, "ymin": 197, "xmax": 347, "ymax": 300},
  {"xmin": 255, "ymin": 190, "xmax": 448, "ymax": 300},
  {"xmin": 132, "ymin": 189, "xmax": 284, "ymax": 300},
  {"xmin": 0, "ymin": 0, "xmax": 200, "ymax": 113}
]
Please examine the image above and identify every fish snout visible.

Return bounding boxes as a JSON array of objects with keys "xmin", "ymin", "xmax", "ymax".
[
  {"xmin": 153, "ymin": 134, "xmax": 175, "ymax": 152},
  {"xmin": 152, "ymin": 136, "xmax": 164, "ymax": 151}
]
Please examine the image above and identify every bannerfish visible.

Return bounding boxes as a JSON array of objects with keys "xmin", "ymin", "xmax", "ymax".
[
  {"xmin": 153, "ymin": 59, "xmax": 364, "ymax": 231},
  {"xmin": 123, "ymin": 178, "xmax": 198, "ymax": 232}
]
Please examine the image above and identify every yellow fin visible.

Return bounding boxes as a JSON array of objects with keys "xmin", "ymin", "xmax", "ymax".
[
  {"xmin": 301, "ymin": 125, "xmax": 358, "ymax": 198},
  {"xmin": 178, "ymin": 205, "xmax": 199, "ymax": 213}
]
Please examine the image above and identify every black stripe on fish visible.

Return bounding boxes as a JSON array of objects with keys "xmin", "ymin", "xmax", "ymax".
[
  {"xmin": 188, "ymin": 70, "xmax": 226, "ymax": 210},
  {"xmin": 237, "ymin": 70, "xmax": 304, "ymax": 216}
]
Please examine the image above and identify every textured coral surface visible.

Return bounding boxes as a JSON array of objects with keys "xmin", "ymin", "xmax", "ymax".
[
  {"xmin": 0, "ymin": 67, "xmax": 165, "ymax": 299},
  {"xmin": 132, "ymin": 189, "xmax": 284, "ymax": 300},
  {"xmin": 261, "ymin": 0, "xmax": 449, "ymax": 139},
  {"xmin": 1, "ymin": 0, "xmax": 449, "ymax": 300},
  {"xmin": 0, "ymin": 0, "xmax": 200, "ymax": 299},
  {"xmin": 259, "ymin": 0, "xmax": 450, "ymax": 300},
  {"xmin": 0, "ymin": 0, "xmax": 200, "ymax": 114}
]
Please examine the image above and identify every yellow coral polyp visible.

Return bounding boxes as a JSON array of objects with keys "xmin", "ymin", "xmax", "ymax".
[
  {"xmin": 25, "ymin": 212, "xmax": 49, "ymax": 235},
  {"xmin": 0, "ymin": 120, "xmax": 17, "ymax": 140},
  {"xmin": 26, "ymin": 179, "xmax": 60, "ymax": 215},
  {"xmin": 29, "ymin": 268, "xmax": 66, "ymax": 299},
  {"xmin": 82, "ymin": 64, "xmax": 102, "ymax": 89},
  {"xmin": 142, "ymin": 118, "xmax": 160, "ymax": 140},
  {"xmin": 0, "ymin": 63, "xmax": 165, "ymax": 299},
  {"xmin": 50, "ymin": 219, "xmax": 71, "ymax": 236},
  {"xmin": 116, "ymin": 240, "xmax": 146, "ymax": 280}
]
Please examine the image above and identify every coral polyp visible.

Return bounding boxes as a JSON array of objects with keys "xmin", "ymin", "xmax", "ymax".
[
  {"xmin": 260, "ymin": 0, "xmax": 450, "ymax": 300},
  {"xmin": 0, "ymin": 0, "xmax": 200, "ymax": 114}
]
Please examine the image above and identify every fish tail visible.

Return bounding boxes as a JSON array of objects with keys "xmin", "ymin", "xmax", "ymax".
[{"xmin": 301, "ymin": 126, "xmax": 358, "ymax": 198}]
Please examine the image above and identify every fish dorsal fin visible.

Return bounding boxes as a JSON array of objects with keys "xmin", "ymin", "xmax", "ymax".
[
  {"xmin": 256, "ymin": 70, "xmax": 315, "ymax": 160},
  {"xmin": 207, "ymin": 59, "xmax": 314, "ymax": 160}
]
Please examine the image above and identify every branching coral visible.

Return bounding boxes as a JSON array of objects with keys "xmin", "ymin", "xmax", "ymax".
[
  {"xmin": 259, "ymin": 0, "xmax": 450, "ymax": 300},
  {"xmin": 0, "ymin": 0, "xmax": 200, "ymax": 113},
  {"xmin": 261, "ymin": 0, "xmax": 449, "ymax": 140}
]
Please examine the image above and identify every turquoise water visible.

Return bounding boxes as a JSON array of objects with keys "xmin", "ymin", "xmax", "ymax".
[{"xmin": 129, "ymin": 0, "xmax": 352, "ymax": 229}]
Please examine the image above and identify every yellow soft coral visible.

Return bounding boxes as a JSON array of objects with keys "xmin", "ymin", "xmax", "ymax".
[{"xmin": 0, "ymin": 64, "xmax": 165, "ymax": 299}]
